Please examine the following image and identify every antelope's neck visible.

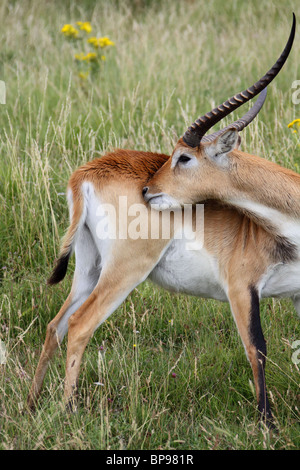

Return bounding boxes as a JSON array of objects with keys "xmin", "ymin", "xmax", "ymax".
[{"xmin": 226, "ymin": 151, "xmax": 300, "ymax": 245}]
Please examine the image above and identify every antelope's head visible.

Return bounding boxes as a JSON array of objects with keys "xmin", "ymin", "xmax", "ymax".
[{"xmin": 143, "ymin": 14, "xmax": 295, "ymax": 210}]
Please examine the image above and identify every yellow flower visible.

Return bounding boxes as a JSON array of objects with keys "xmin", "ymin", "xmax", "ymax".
[
  {"xmin": 78, "ymin": 71, "xmax": 90, "ymax": 80},
  {"xmin": 61, "ymin": 24, "xmax": 79, "ymax": 38},
  {"xmin": 87, "ymin": 37, "xmax": 99, "ymax": 47},
  {"xmin": 101, "ymin": 55, "xmax": 106, "ymax": 61},
  {"xmin": 75, "ymin": 52, "xmax": 97, "ymax": 62},
  {"xmin": 74, "ymin": 52, "xmax": 86, "ymax": 61},
  {"xmin": 288, "ymin": 119, "xmax": 300, "ymax": 128},
  {"xmin": 99, "ymin": 36, "xmax": 115, "ymax": 48},
  {"xmin": 88, "ymin": 36, "xmax": 115, "ymax": 49},
  {"xmin": 76, "ymin": 21, "xmax": 92, "ymax": 34},
  {"xmin": 85, "ymin": 52, "xmax": 97, "ymax": 62}
]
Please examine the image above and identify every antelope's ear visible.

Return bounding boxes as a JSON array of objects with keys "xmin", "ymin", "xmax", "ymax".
[{"xmin": 205, "ymin": 128, "xmax": 239, "ymax": 162}]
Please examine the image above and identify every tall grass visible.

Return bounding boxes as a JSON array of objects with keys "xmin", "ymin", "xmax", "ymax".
[{"xmin": 0, "ymin": 0, "xmax": 299, "ymax": 450}]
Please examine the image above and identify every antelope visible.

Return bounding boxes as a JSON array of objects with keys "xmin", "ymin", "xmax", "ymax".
[{"xmin": 28, "ymin": 15, "xmax": 297, "ymax": 427}]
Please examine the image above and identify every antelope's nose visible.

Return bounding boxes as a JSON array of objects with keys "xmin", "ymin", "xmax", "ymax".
[{"xmin": 142, "ymin": 186, "xmax": 149, "ymax": 197}]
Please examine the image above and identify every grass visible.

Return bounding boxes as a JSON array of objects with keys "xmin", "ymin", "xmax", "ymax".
[{"xmin": 0, "ymin": 0, "xmax": 300, "ymax": 450}]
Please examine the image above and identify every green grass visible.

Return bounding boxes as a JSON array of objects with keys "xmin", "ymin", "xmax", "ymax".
[{"xmin": 0, "ymin": 0, "xmax": 300, "ymax": 450}]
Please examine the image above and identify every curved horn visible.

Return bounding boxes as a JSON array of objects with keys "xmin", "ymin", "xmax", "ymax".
[
  {"xmin": 183, "ymin": 13, "xmax": 296, "ymax": 148},
  {"xmin": 202, "ymin": 87, "xmax": 267, "ymax": 143}
]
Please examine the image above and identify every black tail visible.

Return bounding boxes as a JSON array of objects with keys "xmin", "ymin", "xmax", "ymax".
[
  {"xmin": 47, "ymin": 251, "xmax": 71, "ymax": 285},
  {"xmin": 47, "ymin": 181, "xmax": 85, "ymax": 286}
]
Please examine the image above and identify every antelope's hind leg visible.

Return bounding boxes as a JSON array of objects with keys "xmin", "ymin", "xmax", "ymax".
[
  {"xmin": 27, "ymin": 225, "xmax": 101, "ymax": 410},
  {"xmin": 63, "ymin": 239, "xmax": 163, "ymax": 410},
  {"xmin": 228, "ymin": 284, "xmax": 273, "ymax": 427}
]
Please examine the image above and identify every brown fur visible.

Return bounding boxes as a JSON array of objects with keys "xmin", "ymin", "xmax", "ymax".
[
  {"xmin": 147, "ymin": 138, "xmax": 300, "ymax": 217},
  {"xmin": 69, "ymin": 149, "xmax": 169, "ymax": 187}
]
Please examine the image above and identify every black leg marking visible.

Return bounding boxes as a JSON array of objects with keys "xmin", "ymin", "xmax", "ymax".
[{"xmin": 249, "ymin": 286, "xmax": 274, "ymax": 427}]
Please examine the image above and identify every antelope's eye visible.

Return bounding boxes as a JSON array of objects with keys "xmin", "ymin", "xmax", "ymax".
[{"xmin": 177, "ymin": 154, "xmax": 191, "ymax": 164}]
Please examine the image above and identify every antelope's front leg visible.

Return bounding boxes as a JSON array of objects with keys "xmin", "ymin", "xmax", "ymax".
[{"xmin": 227, "ymin": 284, "xmax": 273, "ymax": 427}]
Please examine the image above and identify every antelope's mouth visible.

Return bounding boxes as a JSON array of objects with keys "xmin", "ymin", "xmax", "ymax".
[{"xmin": 144, "ymin": 191, "xmax": 181, "ymax": 210}]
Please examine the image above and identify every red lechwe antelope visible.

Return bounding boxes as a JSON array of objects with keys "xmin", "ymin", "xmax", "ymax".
[{"xmin": 28, "ymin": 15, "xmax": 297, "ymax": 427}]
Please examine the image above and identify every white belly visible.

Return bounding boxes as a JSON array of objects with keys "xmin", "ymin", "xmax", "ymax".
[
  {"xmin": 149, "ymin": 240, "xmax": 300, "ymax": 302},
  {"xmin": 261, "ymin": 261, "xmax": 300, "ymax": 298},
  {"xmin": 148, "ymin": 239, "xmax": 228, "ymax": 301}
]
